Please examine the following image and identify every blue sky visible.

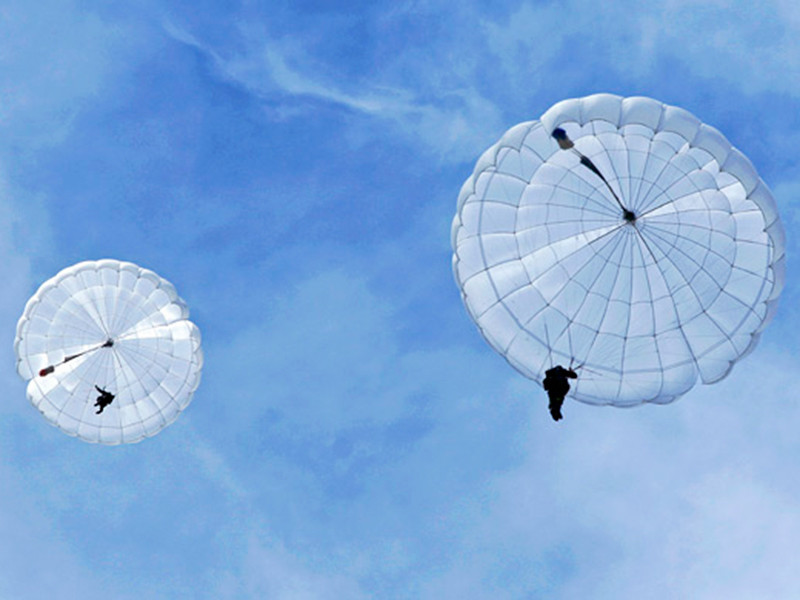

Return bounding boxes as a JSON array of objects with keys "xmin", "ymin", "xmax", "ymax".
[{"xmin": 2, "ymin": 1, "xmax": 800, "ymax": 598}]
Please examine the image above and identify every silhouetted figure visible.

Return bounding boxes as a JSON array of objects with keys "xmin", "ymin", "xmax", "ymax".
[
  {"xmin": 94, "ymin": 385, "xmax": 115, "ymax": 414},
  {"xmin": 543, "ymin": 366, "xmax": 577, "ymax": 421}
]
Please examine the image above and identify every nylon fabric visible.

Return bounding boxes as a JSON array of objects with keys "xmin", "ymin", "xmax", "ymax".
[
  {"xmin": 452, "ymin": 94, "xmax": 785, "ymax": 406},
  {"xmin": 15, "ymin": 259, "xmax": 203, "ymax": 444}
]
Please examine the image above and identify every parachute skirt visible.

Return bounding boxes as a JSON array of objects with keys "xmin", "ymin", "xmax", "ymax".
[
  {"xmin": 451, "ymin": 94, "xmax": 785, "ymax": 407},
  {"xmin": 15, "ymin": 259, "xmax": 203, "ymax": 444}
]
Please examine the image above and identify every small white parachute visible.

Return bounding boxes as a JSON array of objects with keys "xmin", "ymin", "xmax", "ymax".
[
  {"xmin": 451, "ymin": 94, "xmax": 785, "ymax": 407},
  {"xmin": 14, "ymin": 259, "xmax": 203, "ymax": 444}
]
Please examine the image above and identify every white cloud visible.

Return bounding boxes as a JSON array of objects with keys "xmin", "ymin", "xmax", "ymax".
[
  {"xmin": 406, "ymin": 344, "xmax": 800, "ymax": 598},
  {"xmin": 161, "ymin": 16, "xmax": 506, "ymax": 163},
  {"xmin": 481, "ymin": 0, "xmax": 800, "ymax": 98},
  {"xmin": 157, "ymin": 0, "xmax": 800, "ymax": 173},
  {"xmin": 233, "ymin": 536, "xmax": 369, "ymax": 600}
]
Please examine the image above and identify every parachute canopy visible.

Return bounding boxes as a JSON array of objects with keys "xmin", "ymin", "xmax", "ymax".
[
  {"xmin": 15, "ymin": 259, "xmax": 203, "ymax": 444},
  {"xmin": 451, "ymin": 94, "xmax": 785, "ymax": 406}
]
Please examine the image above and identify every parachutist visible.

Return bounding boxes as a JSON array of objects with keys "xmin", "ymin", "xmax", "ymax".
[
  {"xmin": 94, "ymin": 385, "xmax": 115, "ymax": 414},
  {"xmin": 543, "ymin": 366, "xmax": 577, "ymax": 421}
]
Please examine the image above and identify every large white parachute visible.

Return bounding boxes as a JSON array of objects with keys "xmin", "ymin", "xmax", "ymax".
[
  {"xmin": 451, "ymin": 94, "xmax": 785, "ymax": 406},
  {"xmin": 15, "ymin": 259, "xmax": 203, "ymax": 444}
]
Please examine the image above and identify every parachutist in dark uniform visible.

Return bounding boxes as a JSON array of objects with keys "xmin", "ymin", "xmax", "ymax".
[
  {"xmin": 543, "ymin": 366, "xmax": 577, "ymax": 421},
  {"xmin": 94, "ymin": 385, "xmax": 115, "ymax": 414}
]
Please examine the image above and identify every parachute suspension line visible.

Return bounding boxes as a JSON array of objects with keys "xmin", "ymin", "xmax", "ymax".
[
  {"xmin": 570, "ymin": 358, "xmax": 602, "ymax": 378},
  {"xmin": 543, "ymin": 320, "xmax": 554, "ymax": 375},
  {"xmin": 579, "ymin": 365, "xmax": 602, "ymax": 377},
  {"xmin": 38, "ymin": 338, "xmax": 114, "ymax": 377},
  {"xmin": 551, "ymin": 128, "xmax": 636, "ymax": 222},
  {"xmin": 631, "ymin": 223, "xmax": 660, "ymax": 269}
]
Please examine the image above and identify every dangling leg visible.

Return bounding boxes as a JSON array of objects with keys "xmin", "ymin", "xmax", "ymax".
[{"xmin": 548, "ymin": 392, "xmax": 565, "ymax": 421}]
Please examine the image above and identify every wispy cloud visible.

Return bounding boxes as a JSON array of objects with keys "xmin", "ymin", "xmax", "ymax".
[
  {"xmin": 480, "ymin": 0, "xmax": 800, "ymax": 98},
  {"xmin": 161, "ymin": 17, "xmax": 505, "ymax": 162},
  {"xmin": 407, "ymin": 345, "xmax": 800, "ymax": 598}
]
